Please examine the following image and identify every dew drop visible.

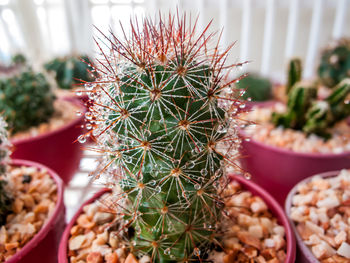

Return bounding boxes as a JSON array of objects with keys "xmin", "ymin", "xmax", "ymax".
[
  {"xmin": 187, "ymin": 161, "xmax": 195, "ymax": 169},
  {"xmin": 165, "ymin": 145, "xmax": 173, "ymax": 152},
  {"xmin": 164, "ymin": 248, "xmax": 171, "ymax": 255},
  {"xmin": 86, "ymin": 123, "xmax": 92, "ymax": 130},
  {"xmin": 200, "ymin": 169, "xmax": 208, "ymax": 176},
  {"xmin": 77, "ymin": 135, "xmax": 86, "ymax": 144},
  {"xmin": 155, "ymin": 186, "xmax": 161, "ymax": 193},
  {"xmin": 149, "ymin": 180, "xmax": 156, "ymax": 186},
  {"xmin": 193, "ymin": 247, "xmax": 201, "ymax": 256},
  {"xmin": 194, "ymin": 184, "xmax": 201, "ymax": 190},
  {"xmin": 244, "ymin": 172, "xmax": 251, "ymax": 180},
  {"xmin": 76, "ymin": 111, "xmax": 82, "ymax": 116},
  {"xmin": 76, "ymin": 91, "xmax": 83, "ymax": 96},
  {"xmin": 85, "ymin": 84, "xmax": 94, "ymax": 91}
]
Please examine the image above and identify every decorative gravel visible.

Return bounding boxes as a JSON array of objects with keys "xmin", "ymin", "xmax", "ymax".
[
  {"xmin": 0, "ymin": 165, "xmax": 57, "ymax": 262},
  {"xmin": 67, "ymin": 181, "xmax": 287, "ymax": 263},
  {"xmin": 242, "ymin": 103, "xmax": 350, "ymax": 154},
  {"xmin": 290, "ymin": 169, "xmax": 350, "ymax": 262}
]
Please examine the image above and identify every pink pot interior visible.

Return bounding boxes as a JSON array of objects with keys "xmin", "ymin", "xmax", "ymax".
[
  {"xmin": 229, "ymin": 174, "xmax": 296, "ymax": 263},
  {"xmin": 6, "ymin": 159, "xmax": 65, "ymax": 263},
  {"xmin": 59, "ymin": 188, "xmax": 110, "ymax": 263},
  {"xmin": 285, "ymin": 170, "xmax": 340, "ymax": 263}
]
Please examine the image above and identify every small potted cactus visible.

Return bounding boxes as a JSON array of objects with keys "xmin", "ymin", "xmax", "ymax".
[
  {"xmin": 0, "ymin": 115, "xmax": 65, "ymax": 263},
  {"xmin": 318, "ymin": 38, "xmax": 350, "ymax": 88},
  {"xmin": 0, "ymin": 68, "xmax": 85, "ymax": 183},
  {"xmin": 44, "ymin": 54, "xmax": 97, "ymax": 104},
  {"xmin": 285, "ymin": 169, "xmax": 350, "ymax": 263},
  {"xmin": 59, "ymin": 14, "xmax": 296, "ymax": 263},
  {"xmin": 240, "ymin": 58, "xmax": 350, "ymax": 204}
]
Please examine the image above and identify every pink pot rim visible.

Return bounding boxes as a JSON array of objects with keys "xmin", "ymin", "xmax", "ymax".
[
  {"xmin": 59, "ymin": 188, "xmax": 110, "ymax": 263},
  {"xmin": 5, "ymin": 159, "xmax": 64, "ymax": 263},
  {"xmin": 240, "ymin": 100, "xmax": 350, "ymax": 158},
  {"xmin": 10, "ymin": 97, "xmax": 86, "ymax": 146},
  {"xmin": 284, "ymin": 170, "xmax": 341, "ymax": 263},
  {"xmin": 229, "ymin": 174, "xmax": 296, "ymax": 263},
  {"xmin": 60, "ymin": 176, "xmax": 296, "ymax": 263}
]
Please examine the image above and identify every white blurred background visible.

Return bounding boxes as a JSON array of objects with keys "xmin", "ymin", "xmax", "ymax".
[{"xmin": 0, "ymin": 0, "xmax": 349, "ymax": 82}]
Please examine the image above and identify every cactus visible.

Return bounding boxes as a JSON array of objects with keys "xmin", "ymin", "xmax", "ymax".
[
  {"xmin": 273, "ymin": 74, "xmax": 350, "ymax": 138},
  {"xmin": 318, "ymin": 38, "xmax": 350, "ymax": 88},
  {"xmin": 45, "ymin": 55, "xmax": 97, "ymax": 90},
  {"xmin": 272, "ymin": 82, "xmax": 317, "ymax": 130},
  {"xmin": 11, "ymin": 53, "xmax": 27, "ymax": 65},
  {"xmin": 83, "ymin": 15, "xmax": 245, "ymax": 262},
  {"xmin": 0, "ymin": 69, "xmax": 56, "ymax": 134},
  {"xmin": 286, "ymin": 58, "xmax": 302, "ymax": 94},
  {"xmin": 236, "ymin": 73, "xmax": 272, "ymax": 101},
  {"xmin": 0, "ymin": 116, "xmax": 13, "ymax": 226}
]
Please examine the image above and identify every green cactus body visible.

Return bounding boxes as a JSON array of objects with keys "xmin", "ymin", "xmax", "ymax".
[
  {"xmin": 236, "ymin": 73, "xmax": 272, "ymax": 101},
  {"xmin": 318, "ymin": 39, "xmax": 350, "ymax": 88},
  {"xmin": 84, "ymin": 16, "xmax": 244, "ymax": 262},
  {"xmin": 286, "ymin": 58, "xmax": 302, "ymax": 94},
  {"xmin": 326, "ymin": 78, "xmax": 350, "ymax": 121},
  {"xmin": 45, "ymin": 55, "xmax": 97, "ymax": 90},
  {"xmin": 272, "ymin": 82, "xmax": 317, "ymax": 129},
  {"xmin": 303, "ymin": 101, "xmax": 332, "ymax": 138},
  {"xmin": 0, "ymin": 116, "xmax": 12, "ymax": 226},
  {"xmin": 0, "ymin": 69, "xmax": 56, "ymax": 133}
]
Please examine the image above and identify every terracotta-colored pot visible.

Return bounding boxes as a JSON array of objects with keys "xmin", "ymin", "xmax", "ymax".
[
  {"xmin": 6, "ymin": 159, "xmax": 65, "ymax": 263},
  {"xmin": 284, "ymin": 170, "xmax": 339, "ymax": 263},
  {"xmin": 59, "ymin": 175, "xmax": 296, "ymax": 262},
  {"xmin": 11, "ymin": 98, "xmax": 86, "ymax": 184},
  {"xmin": 239, "ymin": 102, "xmax": 350, "ymax": 205},
  {"xmin": 58, "ymin": 188, "xmax": 109, "ymax": 263}
]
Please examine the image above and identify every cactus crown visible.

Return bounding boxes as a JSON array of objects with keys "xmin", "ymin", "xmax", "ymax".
[
  {"xmin": 0, "ymin": 116, "xmax": 13, "ymax": 226},
  {"xmin": 318, "ymin": 38, "xmax": 350, "ymax": 88},
  {"xmin": 273, "ymin": 58, "xmax": 350, "ymax": 138},
  {"xmin": 0, "ymin": 69, "xmax": 56, "ymax": 134},
  {"xmin": 83, "ymin": 14, "xmax": 245, "ymax": 262},
  {"xmin": 286, "ymin": 58, "xmax": 302, "ymax": 94},
  {"xmin": 45, "ymin": 55, "xmax": 97, "ymax": 90}
]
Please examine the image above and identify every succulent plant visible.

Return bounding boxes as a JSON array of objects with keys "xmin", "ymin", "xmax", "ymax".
[
  {"xmin": 272, "ymin": 82, "xmax": 317, "ymax": 130},
  {"xmin": 236, "ymin": 73, "xmax": 272, "ymax": 101},
  {"xmin": 286, "ymin": 58, "xmax": 302, "ymax": 94},
  {"xmin": 0, "ymin": 69, "xmax": 56, "ymax": 134},
  {"xmin": 11, "ymin": 53, "xmax": 27, "ymax": 65},
  {"xmin": 45, "ymin": 55, "xmax": 97, "ymax": 90},
  {"xmin": 83, "ymin": 15, "xmax": 245, "ymax": 262},
  {"xmin": 318, "ymin": 38, "xmax": 350, "ymax": 88},
  {"xmin": 273, "ymin": 61, "xmax": 350, "ymax": 138},
  {"xmin": 0, "ymin": 116, "xmax": 13, "ymax": 226}
]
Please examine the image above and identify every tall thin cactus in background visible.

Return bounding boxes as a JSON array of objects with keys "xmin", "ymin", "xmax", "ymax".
[
  {"xmin": 82, "ymin": 14, "xmax": 247, "ymax": 262},
  {"xmin": 286, "ymin": 58, "xmax": 302, "ymax": 94}
]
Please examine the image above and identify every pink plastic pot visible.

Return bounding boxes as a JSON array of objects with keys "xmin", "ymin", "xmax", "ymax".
[
  {"xmin": 239, "ymin": 102, "xmax": 350, "ymax": 205},
  {"xmin": 58, "ymin": 188, "xmax": 109, "ymax": 263},
  {"xmin": 285, "ymin": 170, "xmax": 339, "ymax": 263},
  {"xmin": 11, "ymin": 98, "xmax": 86, "ymax": 184},
  {"xmin": 7, "ymin": 159, "xmax": 65, "ymax": 263},
  {"xmin": 229, "ymin": 174, "xmax": 296, "ymax": 263},
  {"xmin": 59, "ymin": 176, "xmax": 296, "ymax": 263}
]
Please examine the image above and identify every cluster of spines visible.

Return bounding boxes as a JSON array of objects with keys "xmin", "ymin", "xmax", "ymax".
[
  {"xmin": 0, "ymin": 116, "xmax": 12, "ymax": 226},
  {"xmin": 81, "ymin": 14, "xmax": 247, "ymax": 262}
]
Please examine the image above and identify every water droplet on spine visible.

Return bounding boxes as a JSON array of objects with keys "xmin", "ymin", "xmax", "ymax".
[
  {"xmin": 76, "ymin": 91, "xmax": 83, "ymax": 96},
  {"xmin": 200, "ymin": 169, "xmax": 208, "ymax": 176},
  {"xmin": 193, "ymin": 247, "xmax": 201, "ymax": 256},
  {"xmin": 149, "ymin": 180, "xmax": 156, "ymax": 186},
  {"xmin": 155, "ymin": 186, "xmax": 161, "ymax": 193},
  {"xmin": 164, "ymin": 248, "xmax": 171, "ymax": 255},
  {"xmin": 77, "ymin": 135, "xmax": 86, "ymax": 144},
  {"xmin": 244, "ymin": 172, "xmax": 251, "ymax": 180},
  {"xmin": 187, "ymin": 161, "xmax": 195, "ymax": 169},
  {"xmin": 194, "ymin": 184, "xmax": 200, "ymax": 190},
  {"xmin": 165, "ymin": 144, "xmax": 173, "ymax": 152},
  {"xmin": 76, "ymin": 111, "xmax": 82, "ymax": 116}
]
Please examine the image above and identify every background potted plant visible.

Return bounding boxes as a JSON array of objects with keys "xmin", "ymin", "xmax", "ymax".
[
  {"xmin": 239, "ymin": 58, "xmax": 350, "ymax": 204},
  {"xmin": 0, "ymin": 115, "xmax": 65, "ymax": 263},
  {"xmin": 0, "ymin": 67, "xmax": 85, "ymax": 183},
  {"xmin": 58, "ymin": 14, "xmax": 295, "ymax": 263}
]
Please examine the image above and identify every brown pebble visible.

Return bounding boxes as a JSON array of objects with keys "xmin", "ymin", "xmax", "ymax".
[
  {"xmin": 237, "ymin": 231, "xmax": 261, "ymax": 250},
  {"xmin": 105, "ymin": 252, "xmax": 119, "ymax": 263},
  {"xmin": 125, "ymin": 253, "xmax": 138, "ymax": 263},
  {"xmin": 87, "ymin": 252, "xmax": 103, "ymax": 263}
]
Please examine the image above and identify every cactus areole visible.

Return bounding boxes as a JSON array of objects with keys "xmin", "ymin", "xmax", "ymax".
[{"xmin": 82, "ymin": 15, "xmax": 246, "ymax": 262}]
